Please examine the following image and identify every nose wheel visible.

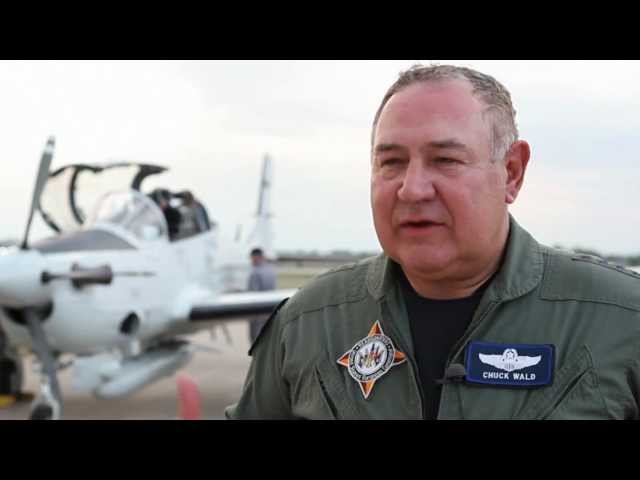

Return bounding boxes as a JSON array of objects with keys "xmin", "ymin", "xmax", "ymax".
[
  {"xmin": 29, "ymin": 380, "xmax": 60, "ymax": 420},
  {"xmin": 25, "ymin": 309, "xmax": 63, "ymax": 420}
]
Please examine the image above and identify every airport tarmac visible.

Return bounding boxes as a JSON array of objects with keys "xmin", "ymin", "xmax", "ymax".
[{"xmin": 0, "ymin": 322, "xmax": 252, "ymax": 420}]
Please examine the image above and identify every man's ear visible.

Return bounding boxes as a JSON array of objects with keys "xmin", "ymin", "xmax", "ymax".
[{"xmin": 504, "ymin": 140, "xmax": 531, "ymax": 204}]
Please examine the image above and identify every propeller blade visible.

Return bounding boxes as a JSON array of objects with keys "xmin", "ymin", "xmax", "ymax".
[{"xmin": 21, "ymin": 137, "xmax": 55, "ymax": 250}]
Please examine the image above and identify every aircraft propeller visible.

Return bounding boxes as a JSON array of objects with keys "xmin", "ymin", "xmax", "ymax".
[
  {"xmin": 21, "ymin": 137, "xmax": 55, "ymax": 251},
  {"xmin": 4, "ymin": 137, "xmax": 63, "ymax": 419}
]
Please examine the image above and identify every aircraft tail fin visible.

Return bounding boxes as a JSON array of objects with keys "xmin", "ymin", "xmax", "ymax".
[{"xmin": 246, "ymin": 154, "xmax": 274, "ymax": 259}]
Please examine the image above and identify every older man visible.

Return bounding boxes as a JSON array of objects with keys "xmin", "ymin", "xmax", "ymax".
[{"xmin": 227, "ymin": 64, "xmax": 640, "ymax": 420}]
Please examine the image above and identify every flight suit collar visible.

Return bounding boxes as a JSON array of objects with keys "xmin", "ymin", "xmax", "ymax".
[
  {"xmin": 484, "ymin": 215, "xmax": 544, "ymax": 303},
  {"xmin": 365, "ymin": 214, "xmax": 544, "ymax": 304}
]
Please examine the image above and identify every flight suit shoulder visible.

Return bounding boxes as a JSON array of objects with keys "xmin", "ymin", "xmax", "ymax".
[
  {"xmin": 281, "ymin": 256, "xmax": 375, "ymax": 323},
  {"xmin": 540, "ymin": 247, "xmax": 640, "ymax": 311}
]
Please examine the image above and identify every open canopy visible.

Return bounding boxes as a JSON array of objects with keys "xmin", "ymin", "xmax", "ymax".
[{"xmin": 38, "ymin": 162, "xmax": 167, "ymax": 234}]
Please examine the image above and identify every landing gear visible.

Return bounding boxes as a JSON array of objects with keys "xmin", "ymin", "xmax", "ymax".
[
  {"xmin": 24, "ymin": 309, "xmax": 63, "ymax": 420},
  {"xmin": 30, "ymin": 404, "xmax": 53, "ymax": 420},
  {"xmin": 29, "ymin": 380, "xmax": 60, "ymax": 420}
]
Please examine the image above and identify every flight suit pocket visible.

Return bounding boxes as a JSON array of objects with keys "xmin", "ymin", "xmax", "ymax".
[
  {"xmin": 313, "ymin": 356, "xmax": 362, "ymax": 420},
  {"xmin": 517, "ymin": 345, "xmax": 608, "ymax": 420}
]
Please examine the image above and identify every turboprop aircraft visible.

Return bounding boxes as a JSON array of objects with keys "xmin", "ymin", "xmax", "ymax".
[{"xmin": 0, "ymin": 137, "xmax": 296, "ymax": 419}]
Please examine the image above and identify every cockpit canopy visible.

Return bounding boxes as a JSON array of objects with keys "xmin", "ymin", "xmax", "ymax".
[
  {"xmin": 38, "ymin": 162, "xmax": 167, "ymax": 234},
  {"xmin": 31, "ymin": 190, "xmax": 169, "ymax": 254},
  {"xmin": 88, "ymin": 190, "xmax": 169, "ymax": 242},
  {"xmin": 37, "ymin": 161, "xmax": 212, "ymax": 246}
]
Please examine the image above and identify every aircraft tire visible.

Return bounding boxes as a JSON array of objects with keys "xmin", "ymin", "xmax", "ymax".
[{"xmin": 29, "ymin": 404, "xmax": 54, "ymax": 420}]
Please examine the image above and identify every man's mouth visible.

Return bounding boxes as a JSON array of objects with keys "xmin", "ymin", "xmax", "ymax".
[
  {"xmin": 398, "ymin": 219, "xmax": 445, "ymax": 234},
  {"xmin": 400, "ymin": 219, "xmax": 443, "ymax": 228},
  {"xmin": 403, "ymin": 220, "xmax": 437, "ymax": 227}
]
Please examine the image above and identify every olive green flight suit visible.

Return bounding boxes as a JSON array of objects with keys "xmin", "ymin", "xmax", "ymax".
[{"xmin": 227, "ymin": 216, "xmax": 640, "ymax": 419}]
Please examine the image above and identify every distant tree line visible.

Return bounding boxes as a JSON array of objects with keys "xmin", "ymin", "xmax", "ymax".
[
  {"xmin": 277, "ymin": 249, "xmax": 381, "ymax": 261},
  {"xmin": 281, "ymin": 247, "xmax": 640, "ymax": 267}
]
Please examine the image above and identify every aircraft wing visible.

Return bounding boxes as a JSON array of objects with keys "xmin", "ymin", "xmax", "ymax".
[{"xmin": 188, "ymin": 289, "xmax": 297, "ymax": 322}]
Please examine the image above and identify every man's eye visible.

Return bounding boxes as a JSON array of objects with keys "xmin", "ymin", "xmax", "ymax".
[
  {"xmin": 434, "ymin": 157, "xmax": 460, "ymax": 165},
  {"xmin": 380, "ymin": 158, "xmax": 401, "ymax": 167}
]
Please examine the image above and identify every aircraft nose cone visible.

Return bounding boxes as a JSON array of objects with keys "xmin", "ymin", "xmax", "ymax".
[{"xmin": 0, "ymin": 248, "xmax": 50, "ymax": 307}]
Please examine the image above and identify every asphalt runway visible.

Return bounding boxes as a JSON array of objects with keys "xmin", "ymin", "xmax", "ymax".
[{"xmin": 0, "ymin": 322, "xmax": 253, "ymax": 420}]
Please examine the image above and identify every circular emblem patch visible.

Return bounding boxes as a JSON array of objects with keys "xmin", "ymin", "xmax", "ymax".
[
  {"xmin": 337, "ymin": 320, "xmax": 407, "ymax": 399},
  {"xmin": 348, "ymin": 334, "xmax": 395, "ymax": 382}
]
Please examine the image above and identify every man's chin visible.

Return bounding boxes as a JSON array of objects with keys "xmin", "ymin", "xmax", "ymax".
[{"xmin": 395, "ymin": 250, "xmax": 455, "ymax": 279}]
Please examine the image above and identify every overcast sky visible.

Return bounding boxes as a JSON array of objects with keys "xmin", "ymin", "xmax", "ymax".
[{"xmin": 0, "ymin": 60, "xmax": 638, "ymax": 255}]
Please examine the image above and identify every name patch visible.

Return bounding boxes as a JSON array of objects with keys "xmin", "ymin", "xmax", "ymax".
[{"xmin": 465, "ymin": 341, "xmax": 554, "ymax": 387}]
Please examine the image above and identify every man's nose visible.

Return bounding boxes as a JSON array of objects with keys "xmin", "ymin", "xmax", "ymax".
[{"xmin": 397, "ymin": 161, "xmax": 436, "ymax": 203}]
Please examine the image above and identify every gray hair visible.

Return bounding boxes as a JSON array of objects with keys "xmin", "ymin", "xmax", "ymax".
[{"xmin": 371, "ymin": 64, "xmax": 519, "ymax": 162}]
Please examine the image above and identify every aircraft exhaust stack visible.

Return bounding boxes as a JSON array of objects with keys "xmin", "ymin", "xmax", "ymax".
[{"xmin": 41, "ymin": 264, "xmax": 114, "ymax": 288}]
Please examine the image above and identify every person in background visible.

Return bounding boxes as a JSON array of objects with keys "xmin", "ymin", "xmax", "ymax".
[
  {"xmin": 247, "ymin": 248, "xmax": 276, "ymax": 344},
  {"xmin": 154, "ymin": 189, "xmax": 182, "ymax": 239},
  {"xmin": 178, "ymin": 191, "xmax": 211, "ymax": 238}
]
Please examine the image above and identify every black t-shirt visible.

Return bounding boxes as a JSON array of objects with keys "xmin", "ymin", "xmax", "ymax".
[{"xmin": 399, "ymin": 270, "xmax": 489, "ymax": 420}]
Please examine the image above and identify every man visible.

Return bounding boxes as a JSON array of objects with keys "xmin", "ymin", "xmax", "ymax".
[
  {"xmin": 154, "ymin": 189, "xmax": 182, "ymax": 239},
  {"xmin": 227, "ymin": 64, "xmax": 640, "ymax": 419},
  {"xmin": 247, "ymin": 248, "xmax": 277, "ymax": 344},
  {"xmin": 177, "ymin": 191, "xmax": 211, "ymax": 238}
]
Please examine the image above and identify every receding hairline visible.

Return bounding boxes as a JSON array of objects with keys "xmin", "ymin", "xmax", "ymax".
[
  {"xmin": 372, "ymin": 79, "xmax": 495, "ymax": 157},
  {"xmin": 374, "ymin": 77, "xmax": 495, "ymax": 133},
  {"xmin": 371, "ymin": 64, "xmax": 519, "ymax": 161}
]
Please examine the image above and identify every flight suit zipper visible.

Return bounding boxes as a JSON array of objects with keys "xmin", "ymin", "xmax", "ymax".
[{"xmin": 437, "ymin": 300, "xmax": 500, "ymax": 420}]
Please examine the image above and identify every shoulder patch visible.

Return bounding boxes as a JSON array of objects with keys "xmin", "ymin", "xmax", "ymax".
[{"xmin": 248, "ymin": 297, "xmax": 290, "ymax": 356}]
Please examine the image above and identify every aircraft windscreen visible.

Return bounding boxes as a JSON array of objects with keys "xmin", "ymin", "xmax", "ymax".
[
  {"xmin": 73, "ymin": 166, "xmax": 143, "ymax": 224},
  {"xmin": 87, "ymin": 190, "xmax": 168, "ymax": 242},
  {"xmin": 39, "ymin": 163, "xmax": 167, "ymax": 234}
]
